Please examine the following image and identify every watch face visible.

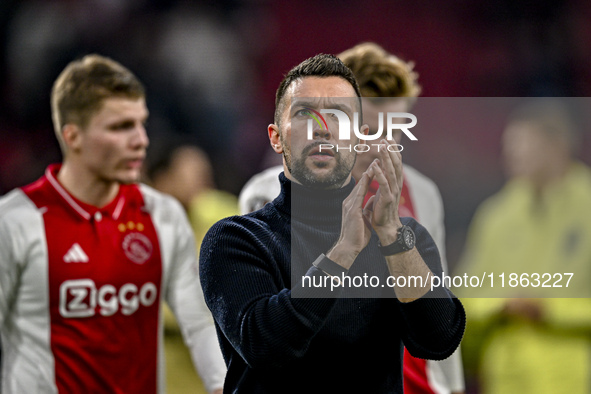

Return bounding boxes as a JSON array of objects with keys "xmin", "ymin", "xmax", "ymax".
[{"xmin": 402, "ymin": 227, "xmax": 416, "ymax": 249}]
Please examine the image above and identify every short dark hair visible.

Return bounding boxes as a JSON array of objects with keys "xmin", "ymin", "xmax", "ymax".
[{"xmin": 274, "ymin": 54, "xmax": 362, "ymax": 125}]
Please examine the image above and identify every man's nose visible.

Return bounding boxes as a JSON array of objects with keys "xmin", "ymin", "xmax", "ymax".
[
  {"xmin": 131, "ymin": 124, "xmax": 149, "ymax": 149},
  {"xmin": 312, "ymin": 126, "xmax": 332, "ymax": 140}
]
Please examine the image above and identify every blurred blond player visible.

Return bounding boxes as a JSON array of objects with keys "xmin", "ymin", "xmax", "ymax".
[
  {"xmin": 240, "ymin": 43, "xmax": 465, "ymax": 394},
  {"xmin": 0, "ymin": 54, "xmax": 225, "ymax": 393}
]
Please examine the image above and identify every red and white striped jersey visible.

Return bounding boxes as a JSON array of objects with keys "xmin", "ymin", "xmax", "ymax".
[
  {"xmin": 0, "ymin": 164, "xmax": 225, "ymax": 393},
  {"xmin": 399, "ymin": 165, "xmax": 465, "ymax": 394}
]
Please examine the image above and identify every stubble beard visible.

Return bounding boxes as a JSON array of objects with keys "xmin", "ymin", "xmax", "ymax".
[{"xmin": 281, "ymin": 135, "xmax": 355, "ymax": 190}]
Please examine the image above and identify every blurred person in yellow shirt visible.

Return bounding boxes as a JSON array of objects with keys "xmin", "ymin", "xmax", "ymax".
[
  {"xmin": 456, "ymin": 98, "xmax": 591, "ymax": 394},
  {"xmin": 146, "ymin": 142, "xmax": 236, "ymax": 394}
]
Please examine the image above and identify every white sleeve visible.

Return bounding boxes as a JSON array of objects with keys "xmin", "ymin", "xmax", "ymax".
[
  {"xmin": 427, "ymin": 347, "xmax": 466, "ymax": 393},
  {"xmin": 425, "ymin": 189, "xmax": 465, "ymax": 391},
  {"xmin": 404, "ymin": 167, "xmax": 465, "ymax": 392},
  {"xmin": 148, "ymin": 188, "xmax": 226, "ymax": 393},
  {"xmin": 0, "ymin": 202, "xmax": 16, "ymax": 328},
  {"xmin": 428, "ymin": 187, "xmax": 449, "ymax": 273},
  {"xmin": 0, "ymin": 191, "xmax": 28, "ymax": 327},
  {"xmin": 404, "ymin": 165, "xmax": 449, "ymax": 272}
]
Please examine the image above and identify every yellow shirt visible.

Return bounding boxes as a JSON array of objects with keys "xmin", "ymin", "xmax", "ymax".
[{"xmin": 456, "ymin": 162, "xmax": 591, "ymax": 394}]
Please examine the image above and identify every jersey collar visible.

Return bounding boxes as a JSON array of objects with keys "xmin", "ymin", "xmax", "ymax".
[{"xmin": 45, "ymin": 164, "xmax": 140, "ymax": 222}]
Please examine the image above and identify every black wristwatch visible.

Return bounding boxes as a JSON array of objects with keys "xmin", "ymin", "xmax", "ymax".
[{"xmin": 378, "ymin": 225, "xmax": 416, "ymax": 256}]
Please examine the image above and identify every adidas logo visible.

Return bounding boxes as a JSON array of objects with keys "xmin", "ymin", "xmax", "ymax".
[{"xmin": 63, "ymin": 243, "xmax": 89, "ymax": 263}]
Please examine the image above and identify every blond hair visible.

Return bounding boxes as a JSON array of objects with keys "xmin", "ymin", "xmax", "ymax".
[
  {"xmin": 50, "ymin": 54, "xmax": 145, "ymax": 153},
  {"xmin": 338, "ymin": 42, "xmax": 421, "ymax": 104}
]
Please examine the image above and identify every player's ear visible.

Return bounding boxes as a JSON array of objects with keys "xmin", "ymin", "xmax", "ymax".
[
  {"xmin": 62, "ymin": 124, "xmax": 82, "ymax": 152},
  {"xmin": 268, "ymin": 124, "xmax": 283, "ymax": 154},
  {"xmin": 357, "ymin": 124, "xmax": 370, "ymax": 155},
  {"xmin": 360, "ymin": 123, "xmax": 370, "ymax": 136}
]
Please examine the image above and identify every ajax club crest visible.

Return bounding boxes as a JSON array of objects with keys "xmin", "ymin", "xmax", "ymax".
[{"xmin": 122, "ymin": 232, "xmax": 153, "ymax": 264}]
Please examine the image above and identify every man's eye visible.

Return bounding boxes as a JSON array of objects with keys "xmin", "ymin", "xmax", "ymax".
[
  {"xmin": 110, "ymin": 121, "xmax": 135, "ymax": 130},
  {"xmin": 296, "ymin": 109, "xmax": 312, "ymax": 117}
]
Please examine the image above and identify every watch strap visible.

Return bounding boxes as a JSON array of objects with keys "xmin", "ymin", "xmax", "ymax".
[
  {"xmin": 312, "ymin": 254, "xmax": 348, "ymax": 277},
  {"xmin": 378, "ymin": 225, "xmax": 415, "ymax": 256}
]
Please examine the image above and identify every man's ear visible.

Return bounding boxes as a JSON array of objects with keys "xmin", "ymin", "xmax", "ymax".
[
  {"xmin": 62, "ymin": 124, "xmax": 82, "ymax": 152},
  {"xmin": 268, "ymin": 124, "xmax": 283, "ymax": 154}
]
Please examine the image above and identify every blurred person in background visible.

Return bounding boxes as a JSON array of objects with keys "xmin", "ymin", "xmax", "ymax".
[
  {"xmin": 145, "ymin": 141, "xmax": 239, "ymax": 247},
  {"xmin": 455, "ymin": 98, "xmax": 591, "ymax": 394},
  {"xmin": 238, "ymin": 165, "xmax": 283, "ymax": 215},
  {"xmin": 338, "ymin": 42, "xmax": 466, "ymax": 394},
  {"xmin": 0, "ymin": 54, "xmax": 225, "ymax": 393},
  {"xmin": 145, "ymin": 140, "xmax": 237, "ymax": 394}
]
